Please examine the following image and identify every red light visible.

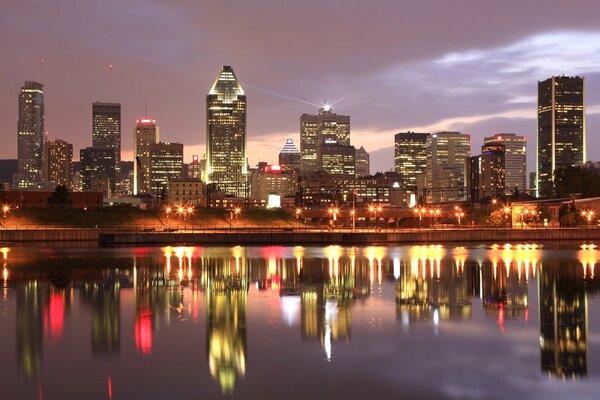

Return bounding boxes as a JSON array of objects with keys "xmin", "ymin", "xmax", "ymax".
[
  {"xmin": 193, "ymin": 155, "xmax": 199, "ymax": 162},
  {"xmin": 268, "ymin": 165, "xmax": 282, "ymax": 172},
  {"xmin": 135, "ymin": 307, "xmax": 153, "ymax": 355},
  {"xmin": 44, "ymin": 293, "xmax": 64, "ymax": 341}
]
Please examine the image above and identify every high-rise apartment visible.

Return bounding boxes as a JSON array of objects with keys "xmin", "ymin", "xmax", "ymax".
[
  {"xmin": 484, "ymin": 133, "xmax": 526, "ymax": 195},
  {"xmin": 133, "ymin": 118, "xmax": 159, "ymax": 195},
  {"xmin": 394, "ymin": 132, "xmax": 430, "ymax": 194},
  {"xmin": 43, "ymin": 139, "xmax": 73, "ymax": 189},
  {"xmin": 14, "ymin": 81, "xmax": 45, "ymax": 189},
  {"xmin": 300, "ymin": 107, "xmax": 350, "ymax": 174},
  {"xmin": 206, "ymin": 66, "xmax": 247, "ymax": 197},
  {"xmin": 355, "ymin": 146, "xmax": 370, "ymax": 177},
  {"xmin": 425, "ymin": 132, "xmax": 471, "ymax": 203},
  {"xmin": 92, "ymin": 102, "xmax": 121, "ymax": 193},
  {"xmin": 537, "ymin": 76, "xmax": 585, "ymax": 197}
]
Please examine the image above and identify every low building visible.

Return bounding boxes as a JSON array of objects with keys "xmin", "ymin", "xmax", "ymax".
[
  {"xmin": 168, "ymin": 178, "xmax": 206, "ymax": 206},
  {"xmin": 0, "ymin": 188, "xmax": 103, "ymax": 209},
  {"xmin": 250, "ymin": 164, "xmax": 298, "ymax": 204}
]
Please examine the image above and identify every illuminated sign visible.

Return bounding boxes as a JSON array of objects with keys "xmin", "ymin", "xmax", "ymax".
[
  {"xmin": 267, "ymin": 165, "xmax": 282, "ymax": 173},
  {"xmin": 267, "ymin": 194, "xmax": 281, "ymax": 209}
]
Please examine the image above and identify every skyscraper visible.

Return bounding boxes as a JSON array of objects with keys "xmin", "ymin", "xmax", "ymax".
[
  {"xmin": 468, "ymin": 143, "xmax": 505, "ymax": 202},
  {"xmin": 300, "ymin": 107, "xmax": 350, "ymax": 174},
  {"xmin": 92, "ymin": 102, "xmax": 121, "ymax": 193},
  {"xmin": 394, "ymin": 132, "xmax": 430, "ymax": 195},
  {"xmin": 43, "ymin": 139, "xmax": 73, "ymax": 189},
  {"xmin": 14, "ymin": 81, "xmax": 45, "ymax": 189},
  {"xmin": 206, "ymin": 66, "xmax": 247, "ymax": 197},
  {"xmin": 278, "ymin": 138, "xmax": 301, "ymax": 173},
  {"xmin": 317, "ymin": 143, "xmax": 356, "ymax": 177},
  {"xmin": 537, "ymin": 76, "xmax": 585, "ymax": 197},
  {"xmin": 149, "ymin": 142, "xmax": 183, "ymax": 199},
  {"xmin": 425, "ymin": 132, "xmax": 471, "ymax": 203},
  {"xmin": 80, "ymin": 147, "xmax": 115, "ymax": 194},
  {"xmin": 133, "ymin": 118, "xmax": 159, "ymax": 195},
  {"xmin": 355, "ymin": 146, "xmax": 370, "ymax": 177},
  {"xmin": 484, "ymin": 133, "xmax": 526, "ymax": 195}
]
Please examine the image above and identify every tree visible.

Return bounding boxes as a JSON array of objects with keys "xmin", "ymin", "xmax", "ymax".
[{"xmin": 48, "ymin": 185, "xmax": 72, "ymax": 208}]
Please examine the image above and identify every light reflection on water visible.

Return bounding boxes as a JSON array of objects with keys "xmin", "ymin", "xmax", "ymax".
[{"xmin": 1, "ymin": 244, "xmax": 600, "ymax": 399}]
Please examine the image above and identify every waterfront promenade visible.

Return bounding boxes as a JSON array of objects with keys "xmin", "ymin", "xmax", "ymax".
[{"xmin": 2, "ymin": 226, "xmax": 600, "ymax": 244}]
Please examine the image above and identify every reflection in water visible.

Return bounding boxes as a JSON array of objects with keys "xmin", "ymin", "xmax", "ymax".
[{"xmin": 3, "ymin": 243, "xmax": 600, "ymax": 394}]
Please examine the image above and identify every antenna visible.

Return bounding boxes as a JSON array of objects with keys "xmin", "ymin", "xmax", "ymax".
[
  {"xmin": 108, "ymin": 64, "xmax": 113, "ymax": 102},
  {"xmin": 145, "ymin": 104, "xmax": 148, "ymax": 118},
  {"xmin": 40, "ymin": 58, "xmax": 45, "ymax": 83}
]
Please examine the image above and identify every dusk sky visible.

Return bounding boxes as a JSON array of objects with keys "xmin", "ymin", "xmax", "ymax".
[{"xmin": 3, "ymin": 0, "xmax": 600, "ymax": 173}]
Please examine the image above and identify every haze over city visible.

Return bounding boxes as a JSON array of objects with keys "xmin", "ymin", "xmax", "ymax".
[{"xmin": 3, "ymin": 0, "xmax": 600, "ymax": 173}]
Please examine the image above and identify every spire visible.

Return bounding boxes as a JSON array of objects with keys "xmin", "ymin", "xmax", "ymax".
[
  {"xmin": 280, "ymin": 138, "xmax": 300, "ymax": 154},
  {"xmin": 208, "ymin": 65, "xmax": 245, "ymax": 103}
]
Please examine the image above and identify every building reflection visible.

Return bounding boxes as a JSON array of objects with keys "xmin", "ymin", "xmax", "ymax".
[
  {"xmin": 81, "ymin": 279, "xmax": 121, "ymax": 354},
  {"xmin": 396, "ymin": 246, "xmax": 475, "ymax": 331},
  {"xmin": 539, "ymin": 259, "xmax": 588, "ymax": 379},
  {"xmin": 204, "ymin": 247, "xmax": 248, "ymax": 394},
  {"xmin": 16, "ymin": 281, "xmax": 45, "ymax": 379}
]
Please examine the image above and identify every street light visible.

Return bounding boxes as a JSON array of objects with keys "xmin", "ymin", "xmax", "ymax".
[
  {"xmin": 350, "ymin": 209, "xmax": 356, "ymax": 231},
  {"xmin": 295, "ymin": 208, "xmax": 302, "ymax": 228},
  {"xmin": 230, "ymin": 207, "xmax": 241, "ymax": 228},
  {"xmin": 165, "ymin": 206, "xmax": 172, "ymax": 229},
  {"xmin": 376, "ymin": 205, "xmax": 383, "ymax": 230},
  {"xmin": 413, "ymin": 207, "xmax": 427, "ymax": 228},
  {"xmin": 581, "ymin": 209, "xmax": 596, "ymax": 227},
  {"xmin": 2, "ymin": 205, "xmax": 9, "ymax": 229},
  {"xmin": 328, "ymin": 207, "xmax": 339, "ymax": 229},
  {"xmin": 454, "ymin": 207, "xmax": 465, "ymax": 225}
]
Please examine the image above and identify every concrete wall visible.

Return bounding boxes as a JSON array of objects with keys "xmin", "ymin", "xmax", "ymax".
[{"xmin": 0, "ymin": 229, "xmax": 98, "ymax": 242}]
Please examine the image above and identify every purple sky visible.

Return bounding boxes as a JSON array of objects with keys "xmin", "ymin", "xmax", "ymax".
[{"xmin": 2, "ymin": 0, "xmax": 600, "ymax": 174}]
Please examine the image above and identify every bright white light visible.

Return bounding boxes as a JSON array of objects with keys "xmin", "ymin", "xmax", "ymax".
[
  {"xmin": 323, "ymin": 104, "xmax": 331, "ymax": 111},
  {"xmin": 393, "ymin": 258, "xmax": 400, "ymax": 280},
  {"xmin": 267, "ymin": 194, "xmax": 281, "ymax": 209},
  {"xmin": 281, "ymin": 296, "xmax": 301, "ymax": 327}
]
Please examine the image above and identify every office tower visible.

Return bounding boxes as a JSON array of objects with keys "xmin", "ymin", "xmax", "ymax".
[
  {"xmin": 206, "ymin": 66, "xmax": 247, "ymax": 197},
  {"xmin": 394, "ymin": 132, "xmax": 430, "ymax": 195},
  {"xmin": 188, "ymin": 155, "xmax": 201, "ymax": 179},
  {"xmin": 278, "ymin": 138, "xmax": 301, "ymax": 173},
  {"xmin": 14, "ymin": 81, "xmax": 45, "ymax": 189},
  {"xmin": 250, "ymin": 164, "xmax": 298, "ymax": 203},
  {"xmin": 300, "ymin": 107, "xmax": 350, "ymax": 174},
  {"xmin": 484, "ymin": 133, "xmax": 526, "ymax": 195},
  {"xmin": 149, "ymin": 142, "xmax": 183, "ymax": 198},
  {"xmin": 425, "ymin": 132, "xmax": 471, "ymax": 203},
  {"xmin": 468, "ymin": 144, "xmax": 505, "ymax": 202},
  {"xmin": 318, "ymin": 143, "xmax": 356, "ymax": 177},
  {"xmin": 43, "ymin": 139, "xmax": 73, "ymax": 189},
  {"xmin": 80, "ymin": 147, "xmax": 115, "ymax": 194},
  {"xmin": 133, "ymin": 118, "xmax": 159, "ymax": 195},
  {"xmin": 92, "ymin": 102, "xmax": 121, "ymax": 193},
  {"xmin": 529, "ymin": 172, "xmax": 537, "ymax": 196},
  {"xmin": 537, "ymin": 76, "xmax": 585, "ymax": 197},
  {"xmin": 355, "ymin": 146, "xmax": 370, "ymax": 177}
]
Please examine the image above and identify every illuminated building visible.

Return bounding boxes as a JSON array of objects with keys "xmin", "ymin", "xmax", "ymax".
[
  {"xmin": 250, "ymin": 164, "xmax": 298, "ymax": 204},
  {"xmin": 278, "ymin": 138, "xmax": 301, "ymax": 173},
  {"xmin": 425, "ymin": 132, "xmax": 471, "ymax": 203},
  {"xmin": 317, "ymin": 142, "xmax": 356, "ymax": 177},
  {"xmin": 539, "ymin": 262, "xmax": 587, "ymax": 378},
  {"xmin": 300, "ymin": 107, "xmax": 350, "ymax": 174},
  {"xmin": 148, "ymin": 142, "xmax": 183, "ymax": 199},
  {"xmin": 133, "ymin": 118, "xmax": 159, "ymax": 195},
  {"xmin": 14, "ymin": 81, "xmax": 45, "ymax": 189},
  {"xmin": 484, "ymin": 134, "xmax": 526, "ymax": 195},
  {"xmin": 43, "ymin": 139, "xmax": 73, "ymax": 189},
  {"xmin": 355, "ymin": 146, "xmax": 370, "ymax": 177},
  {"xmin": 206, "ymin": 66, "xmax": 248, "ymax": 197},
  {"xmin": 80, "ymin": 147, "xmax": 115, "ymax": 194},
  {"xmin": 394, "ymin": 132, "xmax": 429, "ymax": 198},
  {"xmin": 468, "ymin": 143, "xmax": 505, "ymax": 202},
  {"xmin": 92, "ymin": 103, "xmax": 121, "ymax": 193},
  {"xmin": 188, "ymin": 154, "xmax": 201, "ymax": 179},
  {"xmin": 537, "ymin": 76, "xmax": 585, "ymax": 197},
  {"xmin": 168, "ymin": 178, "xmax": 206, "ymax": 206}
]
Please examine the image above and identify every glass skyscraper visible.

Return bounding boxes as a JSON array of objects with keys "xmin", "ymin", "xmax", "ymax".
[
  {"xmin": 133, "ymin": 118, "xmax": 159, "ymax": 195},
  {"xmin": 92, "ymin": 102, "xmax": 121, "ymax": 193},
  {"xmin": 206, "ymin": 66, "xmax": 247, "ymax": 197},
  {"xmin": 537, "ymin": 76, "xmax": 585, "ymax": 197}
]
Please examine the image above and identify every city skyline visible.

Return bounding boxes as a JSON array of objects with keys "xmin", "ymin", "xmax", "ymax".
[{"xmin": 3, "ymin": 2, "xmax": 600, "ymax": 174}]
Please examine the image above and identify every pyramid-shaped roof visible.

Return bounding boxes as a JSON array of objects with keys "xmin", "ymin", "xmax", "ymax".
[
  {"xmin": 208, "ymin": 65, "xmax": 245, "ymax": 103},
  {"xmin": 280, "ymin": 138, "xmax": 300, "ymax": 154}
]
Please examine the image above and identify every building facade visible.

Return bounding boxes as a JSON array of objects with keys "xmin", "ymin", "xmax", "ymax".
[
  {"xmin": 300, "ymin": 107, "xmax": 350, "ymax": 174},
  {"xmin": 484, "ymin": 133, "xmax": 526, "ymax": 195},
  {"xmin": 355, "ymin": 146, "xmax": 370, "ymax": 177},
  {"xmin": 425, "ymin": 132, "xmax": 471, "ymax": 203},
  {"xmin": 149, "ymin": 142, "xmax": 183, "ymax": 198},
  {"xmin": 14, "ymin": 81, "xmax": 45, "ymax": 189},
  {"xmin": 92, "ymin": 103, "xmax": 121, "ymax": 193},
  {"xmin": 317, "ymin": 143, "xmax": 356, "ymax": 177},
  {"xmin": 206, "ymin": 66, "xmax": 247, "ymax": 197},
  {"xmin": 537, "ymin": 76, "xmax": 585, "ymax": 197},
  {"xmin": 43, "ymin": 139, "xmax": 73, "ymax": 189},
  {"xmin": 80, "ymin": 147, "xmax": 115, "ymax": 194},
  {"xmin": 168, "ymin": 178, "xmax": 206, "ymax": 206},
  {"xmin": 394, "ymin": 132, "xmax": 429, "ymax": 198},
  {"xmin": 133, "ymin": 118, "xmax": 158, "ymax": 195},
  {"xmin": 278, "ymin": 138, "xmax": 301, "ymax": 173},
  {"xmin": 250, "ymin": 164, "xmax": 298, "ymax": 204},
  {"xmin": 468, "ymin": 144, "xmax": 505, "ymax": 202}
]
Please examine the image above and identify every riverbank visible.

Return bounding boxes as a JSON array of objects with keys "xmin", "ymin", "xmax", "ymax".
[{"xmin": 2, "ymin": 227, "xmax": 600, "ymax": 245}]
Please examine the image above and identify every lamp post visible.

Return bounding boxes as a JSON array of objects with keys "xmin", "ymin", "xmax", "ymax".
[
  {"xmin": 581, "ymin": 210, "xmax": 596, "ymax": 227},
  {"xmin": 350, "ymin": 209, "xmax": 356, "ymax": 231},
  {"xmin": 368, "ymin": 205, "xmax": 375, "ymax": 229},
  {"xmin": 413, "ymin": 207, "xmax": 426, "ymax": 228},
  {"xmin": 2, "ymin": 205, "xmax": 9, "ymax": 229},
  {"xmin": 295, "ymin": 208, "xmax": 302, "ymax": 228},
  {"xmin": 328, "ymin": 207, "xmax": 339, "ymax": 230},
  {"xmin": 454, "ymin": 206, "xmax": 465, "ymax": 225},
  {"xmin": 230, "ymin": 207, "xmax": 241, "ymax": 228},
  {"xmin": 503, "ymin": 206, "xmax": 511, "ymax": 227},
  {"xmin": 376, "ymin": 205, "xmax": 383, "ymax": 231},
  {"xmin": 165, "ymin": 206, "xmax": 172, "ymax": 229}
]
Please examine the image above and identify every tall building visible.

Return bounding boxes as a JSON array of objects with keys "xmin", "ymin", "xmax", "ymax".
[
  {"xmin": 425, "ymin": 132, "xmax": 471, "ymax": 203},
  {"xmin": 188, "ymin": 155, "xmax": 201, "ymax": 179},
  {"xmin": 80, "ymin": 147, "xmax": 115, "ymax": 194},
  {"xmin": 92, "ymin": 103, "xmax": 121, "ymax": 193},
  {"xmin": 468, "ymin": 143, "xmax": 505, "ymax": 202},
  {"xmin": 133, "ymin": 118, "xmax": 159, "ymax": 195},
  {"xmin": 278, "ymin": 138, "xmax": 301, "ymax": 173},
  {"xmin": 394, "ymin": 132, "xmax": 430, "ymax": 197},
  {"xmin": 43, "ymin": 139, "xmax": 73, "ymax": 189},
  {"xmin": 14, "ymin": 81, "xmax": 45, "ymax": 189},
  {"xmin": 300, "ymin": 107, "xmax": 350, "ymax": 174},
  {"xmin": 355, "ymin": 146, "xmax": 370, "ymax": 177},
  {"xmin": 317, "ymin": 143, "xmax": 356, "ymax": 177},
  {"xmin": 537, "ymin": 76, "xmax": 585, "ymax": 197},
  {"xmin": 149, "ymin": 142, "xmax": 183, "ymax": 199},
  {"xmin": 206, "ymin": 66, "xmax": 247, "ymax": 197},
  {"xmin": 484, "ymin": 133, "xmax": 526, "ymax": 195}
]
